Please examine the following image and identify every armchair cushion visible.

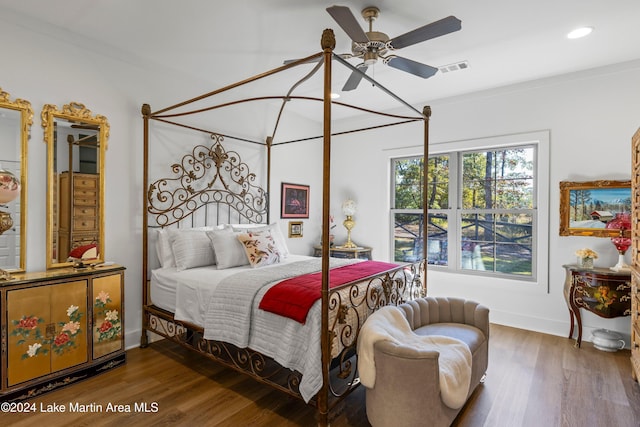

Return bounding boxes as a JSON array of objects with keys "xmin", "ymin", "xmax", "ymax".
[{"xmin": 414, "ymin": 323, "xmax": 486, "ymax": 354}]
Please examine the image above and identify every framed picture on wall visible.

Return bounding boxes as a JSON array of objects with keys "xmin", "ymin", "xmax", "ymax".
[
  {"xmin": 559, "ymin": 180, "xmax": 632, "ymax": 237},
  {"xmin": 288, "ymin": 221, "xmax": 303, "ymax": 238},
  {"xmin": 281, "ymin": 182, "xmax": 309, "ymax": 218}
]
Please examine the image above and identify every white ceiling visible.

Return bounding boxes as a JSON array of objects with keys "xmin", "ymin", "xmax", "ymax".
[{"xmin": 2, "ymin": 0, "xmax": 640, "ymax": 118}]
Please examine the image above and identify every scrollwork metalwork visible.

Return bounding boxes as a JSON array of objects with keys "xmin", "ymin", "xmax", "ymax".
[
  {"xmin": 324, "ymin": 260, "xmax": 426, "ymax": 399},
  {"xmin": 148, "ymin": 134, "xmax": 268, "ymax": 227},
  {"xmin": 143, "ymin": 260, "xmax": 426, "ymax": 407}
]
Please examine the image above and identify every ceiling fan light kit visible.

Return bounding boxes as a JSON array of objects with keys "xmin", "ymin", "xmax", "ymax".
[{"xmin": 326, "ymin": 5, "xmax": 462, "ymax": 91}]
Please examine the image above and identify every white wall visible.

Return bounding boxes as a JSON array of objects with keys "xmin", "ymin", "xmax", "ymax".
[
  {"xmin": 330, "ymin": 60, "xmax": 640, "ymax": 344},
  {"xmin": 3, "ymin": 7, "xmax": 640, "ymax": 350},
  {"xmin": 0, "ymin": 10, "xmax": 324, "ymax": 350}
]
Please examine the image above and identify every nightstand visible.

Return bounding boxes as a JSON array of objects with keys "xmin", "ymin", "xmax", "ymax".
[
  {"xmin": 562, "ymin": 264, "xmax": 631, "ymax": 348},
  {"xmin": 313, "ymin": 245, "xmax": 372, "ymax": 260}
]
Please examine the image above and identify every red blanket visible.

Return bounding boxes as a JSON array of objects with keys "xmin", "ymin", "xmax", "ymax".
[{"xmin": 259, "ymin": 260, "xmax": 400, "ymax": 324}]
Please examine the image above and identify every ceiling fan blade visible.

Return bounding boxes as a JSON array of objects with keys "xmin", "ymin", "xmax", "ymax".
[
  {"xmin": 389, "ymin": 16, "xmax": 461, "ymax": 50},
  {"xmin": 326, "ymin": 6, "xmax": 369, "ymax": 43},
  {"xmin": 386, "ymin": 56, "xmax": 438, "ymax": 79},
  {"xmin": 342, "ymin": 66, "xmax": 368, "ymax": 91}
]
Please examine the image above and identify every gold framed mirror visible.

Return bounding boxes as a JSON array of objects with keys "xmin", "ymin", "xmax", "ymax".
[
  {"xmin": 42, "ymin": 102, "xmax": 108, "ymax": 269},
  {"xmin": 0, "ymin": 88, "xmax": 33, "ymax": 273}
]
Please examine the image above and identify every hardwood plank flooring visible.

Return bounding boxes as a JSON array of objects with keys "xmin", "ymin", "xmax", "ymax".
[{"xmin": 2, "ymin": 324, "xmax": 639, "ymax": 426}]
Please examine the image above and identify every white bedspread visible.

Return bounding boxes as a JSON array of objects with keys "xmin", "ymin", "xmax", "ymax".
[
  {"xmin": 151, "ymin": 256, "xmax": 414, "ymax": 403},
  {"xmin": 357, "ymin": 305, "xmax": 472, "ymax": 409},
  {"xmin": 202, "ymin": 257, "xmax": 356, "ymax": 402}
]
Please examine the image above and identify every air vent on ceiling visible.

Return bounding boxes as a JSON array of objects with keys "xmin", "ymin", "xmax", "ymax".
[{"xmin": 438, "ymin": 60, "xmax": 469, "ymax": 74}]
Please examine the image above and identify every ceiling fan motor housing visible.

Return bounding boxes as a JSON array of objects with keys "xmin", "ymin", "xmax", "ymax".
[{"xmin": 352, "ymin": 31, "xmax": 390, "ymax": 65}]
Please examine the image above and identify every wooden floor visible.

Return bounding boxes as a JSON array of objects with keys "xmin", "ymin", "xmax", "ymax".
[{"xmin": 2, "ymin": 324, "xmax": 640, "ymax": 426}]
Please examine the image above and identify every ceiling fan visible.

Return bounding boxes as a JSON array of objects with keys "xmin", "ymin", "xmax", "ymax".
[{"xmin": 326, "ymin": 5, "xmax": 461, "ymax": 91}]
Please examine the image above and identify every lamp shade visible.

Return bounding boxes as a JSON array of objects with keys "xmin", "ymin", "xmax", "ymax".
[
  {"xmin": 606, "ymin": 212, "xmax": 632, "ymax": 253},
  {"xmin": 342, "ymin": 199, "xmax": 357, "ymax": 216},
  {"xmin": 0, "ymin": 169, "xmax": 20, "ymax": 204}
]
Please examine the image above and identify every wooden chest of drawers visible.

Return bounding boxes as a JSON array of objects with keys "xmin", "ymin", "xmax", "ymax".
[{"xmin": 58, "ymin": 172, "xmax": 99, "ymax": 260}]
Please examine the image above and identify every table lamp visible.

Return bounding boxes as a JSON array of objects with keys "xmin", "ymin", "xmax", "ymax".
[{"xmin": 341, "ymin": 199, "xmax": 358, "ymax": 248}]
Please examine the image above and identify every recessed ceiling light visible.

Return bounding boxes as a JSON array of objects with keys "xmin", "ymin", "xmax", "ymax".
[
  {"xmin": 567, "ymin": 26, "xmax": 593, "ymax": 39},
  {"xmin": 330, "ymin": 93, "xmax": 340, "ymax": 99}
]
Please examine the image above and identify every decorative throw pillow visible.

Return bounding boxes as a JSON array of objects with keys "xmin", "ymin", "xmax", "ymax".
[
  {"xmin": 236, "ymin": 230, "xmax": 282, "ymax": 268},
  {"xmin": 207, "ymin": 229, "xmax": 250, "ymax": 269},
  {"xmin": 231, "ymin": 222, "xmax": 290, "ymax": 258},
  {"xmin": 171, "ymin": 230, "xmax": 217, "ymax": 271}
]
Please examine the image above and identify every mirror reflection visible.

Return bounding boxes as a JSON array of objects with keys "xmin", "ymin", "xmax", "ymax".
[
  {"xmin": 0, "ymin": 88, "xmax": 32, "ymax": 273},
  {"xmin": 42, "ymin": 102, "xmax": 108, "ymax": 269}
]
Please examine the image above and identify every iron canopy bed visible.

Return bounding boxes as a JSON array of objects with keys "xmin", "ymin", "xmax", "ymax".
[{"xmin": 141, "ymin": 29, "xmax": 430, "ymax": 425}]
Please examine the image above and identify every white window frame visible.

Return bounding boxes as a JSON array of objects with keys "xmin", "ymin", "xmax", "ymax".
[{"xmin": 390, "ymin": 130, "xmax": 550, "ymax": 288}]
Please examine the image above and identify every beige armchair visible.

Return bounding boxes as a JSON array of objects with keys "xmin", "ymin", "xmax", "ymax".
[{"xmin": 364, "ymin": 296, "xmax": 489, "ymax": 427}]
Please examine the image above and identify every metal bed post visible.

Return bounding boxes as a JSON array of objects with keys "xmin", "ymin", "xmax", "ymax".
[
  {"xmin": 318, "ymin": 28, "xmax": 335, "ymax": 426},
  {"xmin": 140, "ymin": 103, "xmax": 151, "ymax": 347},
  {"xmin": 422, "ymin": 105, "xmax": 431, "ymax": 295}
]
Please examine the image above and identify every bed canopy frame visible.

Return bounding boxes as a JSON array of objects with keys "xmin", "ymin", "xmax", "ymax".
[{"xmin": 141, "ymin": 28, "xmax": 430, "ymax": 425}]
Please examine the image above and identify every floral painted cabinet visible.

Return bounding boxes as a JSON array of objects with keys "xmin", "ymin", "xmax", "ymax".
[
  {"xmin": 7, "ymin": 280, "xmax": 88, "ymax": 386},
  {"xmin": 1, "ymin": 265, "xmax": 125, "ymax": 401},
  {"xmin": 92, "ymin": 274, "xmax": 123, "ymax": 359}
]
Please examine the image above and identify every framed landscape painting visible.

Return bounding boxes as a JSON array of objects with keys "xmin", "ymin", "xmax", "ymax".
[{"xmin": 559, "ymin": 180, "xmax": 631, "ymax": 237}]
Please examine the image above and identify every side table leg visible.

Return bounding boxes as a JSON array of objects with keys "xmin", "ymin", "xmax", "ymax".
[
  {"xmin": 568, "ymin": 308, "xmax": 575, "ymax": 339},
  {"xmin": 569, "ymin": 289, "xmax": 582, "ymax": 348},
  {"xmin": 571, "ymin": 303, "xmax": 583, "ymax": 348}
]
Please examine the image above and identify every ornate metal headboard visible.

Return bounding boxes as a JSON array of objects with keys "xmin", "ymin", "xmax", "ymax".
[{"xmin": 147, "ymin": 134, "xmax": 268, "ymax": 228}]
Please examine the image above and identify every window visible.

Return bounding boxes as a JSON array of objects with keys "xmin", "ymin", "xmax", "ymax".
[{"xmin": 391, "ymin": 132, "xmax": 548, "ymax": 282}]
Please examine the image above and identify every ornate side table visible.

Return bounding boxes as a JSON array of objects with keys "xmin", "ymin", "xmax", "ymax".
[
  {"xmin": 563, "ymin": 264, "xmax": 631, "ymax": 347},
  {"xmin": 313, "ymin": 245, "xmax": 372, "ymax": 260}
]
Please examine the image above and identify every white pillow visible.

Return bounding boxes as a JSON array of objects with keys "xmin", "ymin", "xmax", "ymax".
[
  {"xmin": 156, "ymin": 229, "xmax": 176, "ymax": 268},
  {"xmin": 156, "ymin": 225, "xmax": 227, "ymax": 269},
  {"xmin": 207, "ymin": 229, "xmax": 249, "ymax": 269},
  {"xmin": 231, "ymin": 222, "xmax": 290, "ymax": 258},
  {"xmin": 171, "ymin": 230, "xmax": 217, "ymax": 271},
  {"xmin": 237, "ymin": 230, "xmax": 281, "ymax": 268}
]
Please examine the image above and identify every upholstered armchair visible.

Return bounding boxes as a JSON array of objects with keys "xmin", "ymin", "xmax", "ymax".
[{"xmin": 363, "ymin": 296, "xmax": 489, "ymax": 427}]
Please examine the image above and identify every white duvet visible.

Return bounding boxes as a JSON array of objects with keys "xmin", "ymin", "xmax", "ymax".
[{"xmin": 150, "ymin": 255, "xmax": 359, "ymax": 402}]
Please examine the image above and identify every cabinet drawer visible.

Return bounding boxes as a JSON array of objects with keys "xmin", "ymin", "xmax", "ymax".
[
  {"xmin": 73, "ymin": 217, "xmax": 97, "ymax": 231},
  {"xmin": 73, "ymin": 189, "xmax": 97, "ymax": 204},
  {"xmin": 329, "ymin": 251, "xmax": 353, "ymax": 259},
  {"xmin": 73, "ymin": 206, "xmax": 97, "ymax": 217},
  {"xmin": 74, "ymin": 177, "xmax": 98, "ymax": 190}
]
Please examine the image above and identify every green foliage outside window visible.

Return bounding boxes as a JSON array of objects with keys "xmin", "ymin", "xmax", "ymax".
[{"xmin": 392, "ymin": 147, "xmax": 535, "ymax": 277}]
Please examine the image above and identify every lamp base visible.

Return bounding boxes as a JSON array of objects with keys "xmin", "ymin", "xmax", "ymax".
[
  {"xmin": 339, "ymin": 241, "xmax": 358, "ymax": 249},
  {"xmin": 610, "ymin": 253, "xmax": 630, "ymax": 272},
  {"xmin": 341, "ymin": 215, "xmax": 357, "ymax": 249}
]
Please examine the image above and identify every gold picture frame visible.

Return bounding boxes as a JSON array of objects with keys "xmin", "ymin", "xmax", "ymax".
[
  {"xmin": 559, "ymin": 180, "xmax": 631, "ymax": 237},
  {"xmin": 288, "ymin": 221, "xmax": 303, "ymax": 238}
]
